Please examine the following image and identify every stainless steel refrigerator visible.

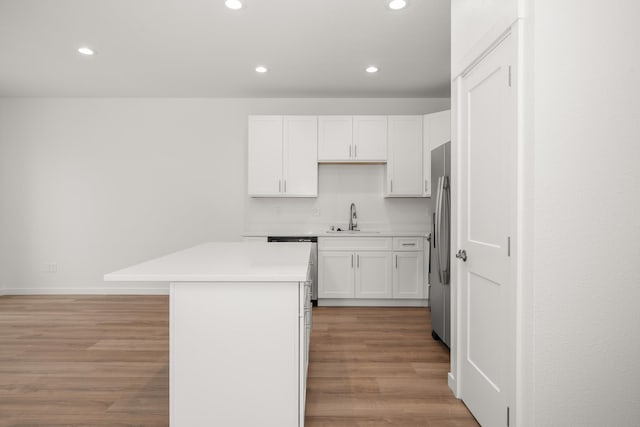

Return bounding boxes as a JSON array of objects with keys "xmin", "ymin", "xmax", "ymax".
[{"xmin": 429, "ymin": 141, "xmax": 451, "ymax": 347}]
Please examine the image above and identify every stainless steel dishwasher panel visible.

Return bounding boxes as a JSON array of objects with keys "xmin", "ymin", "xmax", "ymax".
[{"xmin": 267, "ymin": 236, "xmax": 318, "ymax": 305}]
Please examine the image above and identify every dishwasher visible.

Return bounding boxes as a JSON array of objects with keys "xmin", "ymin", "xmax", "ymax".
[{"xmin": 267, "ymin": 236, "xmax": 318, "ymax": 306}]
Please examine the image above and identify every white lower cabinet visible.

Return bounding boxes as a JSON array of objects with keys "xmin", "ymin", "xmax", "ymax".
[
  {"xmin": 355, "ymin": 252, "xmax": 393, "ymax": 298},
  {"xmin": 318, "ymin": 236, "xmax": 425, "ymax": 303},
  {"xmin": 318, "ymin": 251, "xmax": 355, "ymax": 297},
  {"xmin": 318, "ymin": 250, "xmax": 393, "ymax": 299},
  {"xmin": 393, "ymin": 251, "xmax": 424, "ymax": 299}
]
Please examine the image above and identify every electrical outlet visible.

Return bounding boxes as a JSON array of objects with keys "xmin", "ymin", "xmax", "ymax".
[
  {"xmin": 43, "ymin": 263, "xmax": 58, "ymax": 273},
  {"xmin": 312, "ymin": 207, "xmax": 320, "ymax": 217}
]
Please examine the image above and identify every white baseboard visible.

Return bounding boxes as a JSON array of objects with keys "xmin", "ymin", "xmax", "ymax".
[
  {"xmin": 2, "ymin": 286, "xmax": 169, "ymax": 295},
  {"xmin": 318, "ymin": 298, "xmax": 428, "ymax": 307},
  {"xmin": 448, "ymin": 372, "xmax": 459, "ymax": 398}
]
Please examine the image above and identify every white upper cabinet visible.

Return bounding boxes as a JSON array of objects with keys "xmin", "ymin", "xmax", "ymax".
[
  {"xmin": 248, "ymin": 116, "xmax": 283, "ymax": 197},
  {"xmin": 386, "ymin": 116, "xmax": 424, "ymax": 197},
  {"xmin": 353, "ymin": 116, "xmax": 387, "ymax": 161},
  {"xmin": 318, "ymin": 116, "xmax": 387, "ymax": 162},
  {"xmin": 248, "ymin": 116, "xmax": 318, "ymax": 197},
  {"xmin": 283, "ymin": 116, "xmax": 318, "ymax": 197},
  {"xmin": 318, "ymin": 116, "xmax": 353, "ymax": 161},
  {"xmin": 423, "ymin": 110, "xmax": 451, "ymax": 197}
]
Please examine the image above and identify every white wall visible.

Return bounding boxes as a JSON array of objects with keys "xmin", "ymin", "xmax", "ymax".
[
  {"xmin": 246, "ymin": 164, "xmax": 431, "ymax": 232},
  {"xmin": 451, "ymin": 0, "xmax": 521, "ymax": 76},
  {"xmin": 0, "ymin": 97, "xmax": 449, "ymax": 293},
  {"xmin": 532, "ymin": 1, "xmax": 640, "ymax": 425}
]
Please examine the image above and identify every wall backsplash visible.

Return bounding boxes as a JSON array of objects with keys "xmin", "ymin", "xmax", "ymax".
[{"xmin": 245, "ymin": 164, "xmax": 430, "ymax": 232}]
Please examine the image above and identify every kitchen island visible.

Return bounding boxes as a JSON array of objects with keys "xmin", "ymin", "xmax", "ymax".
[{"xmin": 105, "ymin": 242, "xmax": 312, "ymax": 427}]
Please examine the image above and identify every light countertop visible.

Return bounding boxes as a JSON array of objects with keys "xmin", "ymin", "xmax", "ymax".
[
  {"xmin": 104, "ymin": 242, "xmax": 311, "ymax": 283},
  {"xmin": 243, "ymin": 230, "xmax": 429, "ymax": 238}
]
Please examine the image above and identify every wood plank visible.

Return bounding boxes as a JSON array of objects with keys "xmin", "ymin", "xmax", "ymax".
[{"xmin": 0, "ymin": 296, "xmax": 478, "ymax": 426}]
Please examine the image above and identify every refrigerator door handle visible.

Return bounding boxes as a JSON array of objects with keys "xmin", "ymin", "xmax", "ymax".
[
  {"xmin": 435, "ymin": 176, "xmax": 444, "ymax": 284},
  {"xmin": 440, "ymin": 176, "xmax": 451, "ymax": 285}
]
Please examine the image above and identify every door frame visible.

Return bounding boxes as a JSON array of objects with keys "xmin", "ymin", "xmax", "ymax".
[{"xmin": 449, "ymin": 21, "xmax": 533, "ymax": 426}]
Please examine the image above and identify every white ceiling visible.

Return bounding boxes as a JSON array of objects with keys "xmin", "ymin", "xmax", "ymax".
[{"xmin": 0, "ymin": 0, "xmax": 451, "ymax": 98}]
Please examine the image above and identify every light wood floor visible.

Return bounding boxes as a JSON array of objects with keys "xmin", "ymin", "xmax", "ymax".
[{"xmin": 0, "ymin": 296, "xmax": 478, "ymax": 427}]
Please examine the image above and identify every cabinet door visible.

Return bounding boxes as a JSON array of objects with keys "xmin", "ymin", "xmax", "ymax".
[
  {"xmin": 353, "ymin": 116, "xmax": 387, "ymax": 161},
  {"xmin": 318, "ymin": 116, "xmax": 353, "ymax": 161},
  {"xmin": 248, "ymin": 116, "xmax": 283, "ymax": 196},
  {"xmin": 393, "ymin": 251, "xmax": 424, "ymax": 298},
  {"xmin": 355, "ymin": 251, "xmax": 393, "ymax": 298},
  {"xmin": 423, "ymin": 110, "xmax": 451, "ymax": 197},
  {"xmin": 423, "ymin": 115, "xmax": 432, "ymax": 197},
  {"xmin": 387, "ymin": 116, "xmax": 424, "ymax": 196},
  {"xmin": 283, "ymin": 116, "xmax": 318, "ymax": 197},
  {"xmin": 318, "ymin": 251, "xmax": 355, "ymax": 298}
]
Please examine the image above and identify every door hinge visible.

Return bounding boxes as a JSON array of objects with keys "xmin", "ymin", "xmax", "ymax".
[
  {"xmin": 508, "ymin": 66, "xmax": 512, "ymax": 87},
  {"xmin": 507, "ymin": 406, "xmax": 510, "ymax": 426},
  {"xmin": 507, "ymin": 236, "xmax": 511, "ymax": 257}
]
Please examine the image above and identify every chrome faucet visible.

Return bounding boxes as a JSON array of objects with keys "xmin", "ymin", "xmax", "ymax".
[{"xmin": 348, "ymin": 203, "xmax": 358, "ymax": 231}]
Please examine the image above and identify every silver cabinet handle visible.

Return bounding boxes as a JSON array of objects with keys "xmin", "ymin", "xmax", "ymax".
[
  {"xmin": 349, "ymin": 145, "xmax": 352, "ymax": 158},
  {"xmin": 357, "ymin": 254, "xmax": 360, "ymax": 268},
  {"xmin": 279, "ymin": 180, "xmax": 281, "ymax": 193},
  {"xmin": 284, "ymin": 180, "xmax": 287, "ymax": 193},
  {"xmin": 351, "ymin": 254, "xmax": 354, "ymax": 268},
  {"xmin": 395, "ymin": 255, "xmax": 398, "ymax": 269},
  {"xmin": 425, "ymin": 179, "xmax": 428, "ymax": 192},
  {"xmin": 402, "ymin": 243, "xmax": 416, "ymax": 247},
  {"xmin": 354, "ymin": 145, "xmax": 358, "ymax": 158},
  {"xmin": 390, "ymin": 179, "xmax": 393, "ymax": 193}
]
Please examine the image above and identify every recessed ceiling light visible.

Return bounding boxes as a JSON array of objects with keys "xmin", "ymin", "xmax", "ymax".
[
  {"xmin": 388, "ymin": 0, "xmax": 407, "ymax": 10},
  {"xmin": 77, "ymin": 47, "xmax": 95, "ymax": 56},
  {"xmin": 225, "ymin": 0, "xmax": 242, "ymax": 10},
  {"xmin": 255, "ymin": 66, "xmax": 268, "ymax": 73},
  {"xmin": 366, "ymin": 66, "xmax": 379, "ymax": 73}
]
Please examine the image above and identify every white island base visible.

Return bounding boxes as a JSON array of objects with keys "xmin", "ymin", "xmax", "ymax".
[
  {"xmin": 171, "ymin": 281, "xmax": 310, "ymax": 426},
  {"xmin": 104, "ymin": 242, "xmax": 312, "ymax": 427}
]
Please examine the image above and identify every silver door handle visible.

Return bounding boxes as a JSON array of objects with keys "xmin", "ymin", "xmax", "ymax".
[{"xmin": 456, "ymin": 249, "xmax": 467, "ymax": 262}]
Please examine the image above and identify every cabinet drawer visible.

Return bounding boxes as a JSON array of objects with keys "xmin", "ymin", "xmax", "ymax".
[
  {"xmin": 392, "ymin": 237, "xmax": 424, "ymax": 251},
  {"xmin": 319, "ymin": 237, "xmax": 392, "ymax": 251}
]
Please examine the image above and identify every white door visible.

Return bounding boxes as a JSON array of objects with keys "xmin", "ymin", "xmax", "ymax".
[
  {"xmin": 283, "ymin": 116, "xmax": 318, "ymax": 197},
  {"xmin": 355, "ymin": 251, "xmax": 393, "ymax": 298},
  {"xmin": 387, "ymin": 116, "xmax": 423, "ymax": 196},
  {"xmin": 458, "ymin": 32, "xmax": 516, "ymax": 426},
  {"xmin": 317, "ymin": 116, "xmax": 353, "ymax": 161},
  {"xmin": 353, "ymin": 116, "xmax": 387, "ymax": 161},
  {"xmin": 393, "ymin": 252, "xmax": 424, "ymax": 299},
  {"xmin": 247, "ymin": 116, "xmax": 283, "ymax": 196},
  {"xmin": 318, "ymin": 251, "xmax": 355, "ymax": 298}
]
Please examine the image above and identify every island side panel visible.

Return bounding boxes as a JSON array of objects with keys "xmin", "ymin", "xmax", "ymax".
[{"xmin": 170, "ymin": 282, "xmax": 299, "ymax": 427}]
